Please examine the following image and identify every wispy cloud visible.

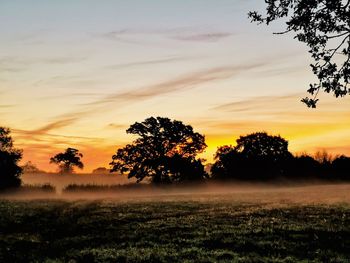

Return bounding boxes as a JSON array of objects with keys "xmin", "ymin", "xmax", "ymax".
[
  {"xmin": 107, "ymin": 123, "xmax": 128, "ymax": 129},
  {"xmin": 13, "ymin": 128, "xmax": 105, "ymax": 145},
  {"xmin": 213, "ymin": 93, "xmax": 302, "ymax": 113},
  {"xmin": 29, "ymin": 63, "xmax": 265, "ymax": 134},
  {"xmin": 212, "ymin": 94, "xmax": 350, "ymax": 125},
  {"xmin": 42, "ymin": 57, "xmax": 86, "ymax": 64},
  {"xmin": 171, "ymin": 32, "xmax": 232, "ymax": 42},
  {"xmin": 0, "ymin": 104, "xmax": 15, "ymax": 108},
  {"xmin": 27, "ymin": 109, "xmax": 91, "ymax": 135},
  {"xmin": 106, "ymin": 56, "xmax": 199, "ymax": 70},
  {"xmin": 0, "ymin": 56, "xmax": 87, "ymax": 73},
  {"xmin": 30, "ymin": 118, "xmax": 80, "ymax": 135},
  {"xmin": 89, "ymin": 63, "xmax": 265, "ymax": 107},
  {"xmin": 0, "ymin": 56, "xmax": 86, "ymax": 66},
  {"xmin": 102, "ymin": 27, "xmax": 234, "ymax": 44}
]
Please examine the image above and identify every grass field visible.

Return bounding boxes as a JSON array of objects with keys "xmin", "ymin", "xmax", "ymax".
[{"xmin": 1, "ymin": 195, "xmax": 350, "ymax": 262}]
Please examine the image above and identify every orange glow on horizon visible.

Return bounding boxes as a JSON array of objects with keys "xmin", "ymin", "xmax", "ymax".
[{"xmin": 17, "ymin": 121, "xmax": 350, "ymax": 173}]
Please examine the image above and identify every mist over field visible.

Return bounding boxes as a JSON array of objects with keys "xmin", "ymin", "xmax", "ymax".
[
  {"xmin": 3, "ymin": 173, "xmax": 350, "ymax": 206},
  {"xmin": 2, "ymin": 183, "xmax": 350, "ymax": 262},
  {"xmin": 21, "ymin": 172, "xmax": 134, "ymax": 193}
]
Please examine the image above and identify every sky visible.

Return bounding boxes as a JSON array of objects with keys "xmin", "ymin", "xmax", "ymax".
[{"xmin": 1, "ymin": 0, "xmax": 350, "ymax": 173}]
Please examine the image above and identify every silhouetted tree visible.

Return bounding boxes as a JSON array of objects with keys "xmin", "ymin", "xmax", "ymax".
[
  {"xmin": 211, "ymin": 132, "xmax": 293, "ymax": 180},
  {"xmin": 22, "ymin": 161, "xmax": 44, "ymax": 174},
  {"xmin": 287, "ymin": 154, "xmax": 321, "ymax": 179},
  {"xmin": 332, "ymin": 155, "xmax": 350, "ymax": 180},
  {"xmin": 92, "ymin": 167, "xmax": 109, "ymax": 174},
  {"xmin": 50, "ymin": 148, "xmax": 84, "ymax": 174},
  {"xmin": 0, "ymin": 127, "xmax": 22, "ymax": 189},
  {"xmin": 249, "ymin": 0, "xmax": 350, "ymax": 107},
  {"xmin": 236, "ymin": 132, "xmax": 292, "ymax": 160},
  {"xmin": 314, "ymin": 150, "xmax": 335, "ymax": 165},
  {"xmin": 211, "ymin": 146, "xmax": 247, "ymax": 180},
  {"xmin": 313, "ymin": 150, "xmax": 334, "ymax": 178},
  {"xmin": 166, "ymin": 154, "xmax": 208, "ymax": 182},
  {"xmin": 110, "ymin": 117, "xmax": 207, "ymax": 183}
]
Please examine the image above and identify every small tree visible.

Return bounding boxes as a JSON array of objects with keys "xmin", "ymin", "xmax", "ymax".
[
  {"xmin": 22, "ymin": 161, "xmax": 44, "ymax": 174},
  {"xmin": 0, "ymin": 127, "xmax": 22, "ymax": 189},
  {"xmin": 110, "ymin": 117, "xmax": 207, "ymax": 183},
  {"xmin": 50, "ymin": 148, "xmax": 84, "ymax": 174},
  {"xmin": 92, "ymin": 167, "xmax": 109, "ymax": 174}
]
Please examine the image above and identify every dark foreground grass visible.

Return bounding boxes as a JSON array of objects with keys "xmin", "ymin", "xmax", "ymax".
[{"xmin": 0, "ymin": 199, "xmax": 349, "ymax": 263}]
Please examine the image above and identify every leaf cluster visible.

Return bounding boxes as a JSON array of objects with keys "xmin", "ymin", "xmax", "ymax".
[{"xmin": 249, "ymin": 0, "xmax": 350, "ymax": 107}]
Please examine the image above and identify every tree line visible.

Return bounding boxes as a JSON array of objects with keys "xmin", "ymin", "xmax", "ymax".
[{"xmin": 1, "ymin": 116, "xmax": 350, "ymax": 189}]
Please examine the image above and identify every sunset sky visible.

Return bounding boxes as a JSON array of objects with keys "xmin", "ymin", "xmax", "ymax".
[{"xmin": 1, "ymin": 0, "xmax": 350, "ymax": 173}]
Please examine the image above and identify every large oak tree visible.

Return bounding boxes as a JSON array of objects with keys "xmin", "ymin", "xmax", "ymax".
[{"xmin": 110, "ymin": 117, "xmax": 207, "ymax": 183}]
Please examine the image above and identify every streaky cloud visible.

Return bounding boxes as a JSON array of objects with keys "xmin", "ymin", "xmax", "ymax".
[
  {"xmin": 212, "ymin": 94, "xmax": 350, "ymax": 125},
  {"xmin": 106, "ymin": 56, "xmax": 199, "ymax": 70},
  {"xmin": 0, "ymin": 55, "xmax": 87, "ymax": 73},
  {"xmin": 0, "ymin": 104, "xmax": 15, "ymax": 108},
  {"xmin": 102, "ymin": 27, "xmax": 234, "ymax": 44},
  {"xmin": 171, "ymin": 32, "xmax": 233, "ymax": 42},
  {"xmin": 213, "ymin": 93, "xmax": 303, "ymax": 112},
  {"xmin": 91, "ymin": 63, "xmax": 266, "ymax": 106},
  {"xmin": 107, "ymin": 123, "xmax": 128, "ymax": 129},
  {"xmin": 13, "ymin": 128, "xmax": 105, "ymax": 144},
  {"xmin": 31, "ymin": 118, "xmax": 79, "ymax": 135},
  {"xmin": 27, "ymin": 63, "xmax": 265, "ymax": 135}
]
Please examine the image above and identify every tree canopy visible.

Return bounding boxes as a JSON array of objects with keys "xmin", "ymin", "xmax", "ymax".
[
  {"xmin": 50, "ymin": 148, "xmax": 84, "ymax": 174},
  {"xmin": 332, "ymin": 155, "xmax": 350, "ymax": 179},
  {"xmin": 110, "ymin": 117, "xmax": 207, "ymax": 183},
  {"xmin": 211, "ymin": 132, "xmax": 293, "ymax": 180},
  {"xmin": 235, "ymin": 132, "xmax": 292, "ymax": 160},
  {"xmin": 249, "ymin": 0, "xmax": 350, "ymax": 107},
  {"xmin": 0, "ymin": 127, "xmax": 22, "ymax": 189}
]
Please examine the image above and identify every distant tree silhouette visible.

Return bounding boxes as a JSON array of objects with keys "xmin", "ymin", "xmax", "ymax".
[
  {"xmin": 211, "ymin": 132, "xmax": 293, "ymax": 180},
  {"xmin": 313, "ymin": 150, "xmax": 334, "ymax": 178},
  {"xmin": 314, "ymin": 150, "xmax": 335, "ymax": 165},
  {"xmin": 332, "ymin": 155, "xmax": 350, "ymax": 180},
  {"xmin": 22, "ymin": 161, "xmax": 44, "ymax": 174},
  {"xmin": 0, "ymin": 127, "xmax": 22, "ymax": 189},
  {"xmin": 92, "ymin": 167, "xmax": 109, "ymax": 174},
  {"xmin": 110, "ymin": 117, "xmax": 207, "ymax": 183},
  {"xmin": 249, "ymin": 0, "xmax": 350, "ymax": 107},
  {"xmin": 50, "ymin": 148, "xmax": 84, "ymax": 174}
]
